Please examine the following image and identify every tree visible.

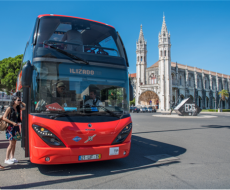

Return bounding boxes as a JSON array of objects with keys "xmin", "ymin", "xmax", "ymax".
[
  {"xmin": 130, "ymin": 98, "xmax": 135, "ymax": 106},
  {"xmin": 0, "ymin": 54, "xmax": 23, "ymax": 94},
  {"xmin": 218, "ymin": 89, "xmax": 229, "ymax": 110}
]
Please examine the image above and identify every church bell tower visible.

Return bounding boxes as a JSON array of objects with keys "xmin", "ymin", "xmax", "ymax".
[
  {"xmin": 158, "ymin": 15, "xmax": 172, "ymax": 111},
  {"xmin": 135, "ymin": 25, "xmax": 147, "ymax": 105}
]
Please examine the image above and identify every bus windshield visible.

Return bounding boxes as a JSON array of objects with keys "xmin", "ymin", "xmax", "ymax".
[
  {"xmin": 31, "ymin": 61, "xmax": 129, "ymax": 115},
  {"xmin": 35, "ymin": 16, "xmax": 123, "ymax": 63}
]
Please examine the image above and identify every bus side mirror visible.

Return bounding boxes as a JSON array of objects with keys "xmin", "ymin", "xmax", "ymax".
[
  {"xmin": 129, "ymin": 78, "xmax": 134, "ymax": 101},
  {"xmin": 22, "ymin": 60, "xmax": 33, "ymax": 88}
]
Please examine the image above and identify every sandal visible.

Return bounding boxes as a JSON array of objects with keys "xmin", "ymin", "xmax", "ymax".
[{"xmin": 0, "ymin": 165, "xmax": 4, "ymax": 170}]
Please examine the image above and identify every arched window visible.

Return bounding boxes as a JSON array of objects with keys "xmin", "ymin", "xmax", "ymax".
[
  {"xmin": 224, "ymin": 81, "xmax": 227, "ymax": 89},
  {"xmin": 213, "ymin": 97, "xmax": 215, "ymax": 108},
  {"xmin": 137, "ymin": 56, "xmax": 139, "ymax": 62},
  {"xmin": 198, "ymin": 79, "xmax": 200, "ymax": 88},
  {"xmin": 180, "ymin": 76, "xmax": 182, "ymax": 86},
  {"xmin": 168, "ymin": 50, "xmax": 170, "ymax": 57},
  {"xmin": 164, "ymin": 50, "xmax": 166, "ymax": 56},
  {"xmin": 205, "ymin": 79, "xmax": 207, "ymax": 89},
  {"xmin": 150, "ymin": 75, "xmax": 156, "ymax": 84},
  {"xmin": 180, "ymin": 95, "xmax": 184, "ymax": 102},
  {"xmin": 172, "ymin": 73, "xmax": 177, "ymax": 85},
  {"xmin": 141, "ymin": 56, "xmax": 142, "ymax": 62},
  {"xmin": 189, "ymin": 78, "xmax": 191, "ymax": 86},
  {"xmin": 198, "ymin": 96, "xmax": 202, "ymax": 107}
]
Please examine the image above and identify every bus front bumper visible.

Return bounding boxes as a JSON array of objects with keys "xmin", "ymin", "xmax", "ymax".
[{"xmin": 30, "ymin": 141, "xmax": 131, "ymax": 165}]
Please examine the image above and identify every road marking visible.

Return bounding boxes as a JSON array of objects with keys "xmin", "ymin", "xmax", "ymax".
[
  {"xmin": 152, "ymin": 115, "xmax": 217, "ymax": 118},
  {"xmin": 144, "ymin": 154, "xmax": 179, "ymax": 163}
]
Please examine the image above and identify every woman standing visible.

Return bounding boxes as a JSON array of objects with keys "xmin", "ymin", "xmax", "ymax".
[{"xmin": 3, "ymin": 96, "xmax": 26, "ymax": 164}]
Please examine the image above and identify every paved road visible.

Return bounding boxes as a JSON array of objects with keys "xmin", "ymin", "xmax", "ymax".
[{"xmin": 0, "ymin": 112, "xmax": 230, "ymax": 189}]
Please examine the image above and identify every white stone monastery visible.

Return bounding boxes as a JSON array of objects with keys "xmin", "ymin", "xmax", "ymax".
[{"xmin": 129, "ymin": 16, "xmax": 230, "ymax": 111}]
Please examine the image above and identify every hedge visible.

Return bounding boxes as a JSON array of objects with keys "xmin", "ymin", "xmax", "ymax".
[{"xmin": 201, "ymin": 109, "xmax": 230, "ymax": 112}]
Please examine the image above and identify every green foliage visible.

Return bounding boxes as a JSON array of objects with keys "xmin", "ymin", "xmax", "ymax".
[
  {"xmin": 201, "ymin": 109, "xmax": 218, "ymax": 112},
  {"xmin": 222, "ymin": 109, "xmax": 230, "ymax": 112},
  {"xmin": 130, "ymin": 98, "xmax": 135, "ymax": 106},
  {"xmin": 218, "ymin": 89, "xmax": 229, "ymax": 100},
  {"xmin": 201, "ymin": 109, "xmax": 230, "ymax": 112},
  {"xmin": 0, "ymin": 54, "xmax": 23, "ymax": 94}
]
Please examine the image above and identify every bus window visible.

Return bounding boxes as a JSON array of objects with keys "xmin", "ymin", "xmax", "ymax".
[
  {"xmin": 32, "ymin": 61, "xmax": 129, "ymax": 114},
  {"xmin": 35, "ymin": 16, "xmax": 120, "ymax": 58}
]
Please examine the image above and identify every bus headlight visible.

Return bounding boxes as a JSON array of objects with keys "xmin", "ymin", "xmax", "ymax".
[
  {"xmin": 32, "ymin": 124, "xmax": 65, "ymax": 147},
  {"xmin": 112, "ymin": 123, "xmax": 132, "ymax": 145}
]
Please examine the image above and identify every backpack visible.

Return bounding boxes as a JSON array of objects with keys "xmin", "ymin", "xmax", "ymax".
[{"xmin": 0, "ymin": 108, "xmax": 11, "ymax": 131}]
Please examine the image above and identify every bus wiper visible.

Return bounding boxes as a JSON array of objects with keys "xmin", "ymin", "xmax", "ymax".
[
  {"xmin": 93, "ymin": 106, "xmax": 120, "ymax": 119},
  {"xmin": 50, "ymin": 110, "xmax": 79, "ymax": 119},
  {"xmin": 43, "ymin": 42, "xmax": 89, "ymax": 65}
]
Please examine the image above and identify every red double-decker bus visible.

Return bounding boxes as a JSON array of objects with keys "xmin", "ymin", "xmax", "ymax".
[{"xmin": 17, "ymin": 14, "xmax": 133, "ymax": 165}]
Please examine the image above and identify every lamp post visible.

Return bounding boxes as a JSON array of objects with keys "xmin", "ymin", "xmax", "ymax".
[
  {"xmin": 194, "ymin": 80, "xmax": 196, "ymax": 103},
  {"xmin": 175, "ymin": 89, "xmax": 176, "ymax": 106},
  {"xmin": 215, "ymin": 86, "xmax": 216, "ymax": 112}
]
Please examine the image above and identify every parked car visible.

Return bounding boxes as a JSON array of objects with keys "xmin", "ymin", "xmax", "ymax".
[
  {"xmin": 130, "ymin": 107, "xmax": 140, "ymax": 113},
  {"xmin": 147, "ymin": 106, "xmax": 156, "ymax": 112},
  {"xmin": 143, "ymin": 107, "xmax": 148, "ymax": 112},
  {"xmin": 140, "ymin": 107, "xmax": 147, "ymax": 113}
]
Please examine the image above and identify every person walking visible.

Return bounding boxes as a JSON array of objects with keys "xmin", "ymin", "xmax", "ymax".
[{"xmin": 2, "ymin": 96, "xmax": 26, "ymax": 164}]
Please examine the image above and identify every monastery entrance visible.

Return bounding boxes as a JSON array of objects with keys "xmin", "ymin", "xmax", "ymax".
[{"xmin": 139, "ymin": 91, "xmax": 159, "ymax": 108}]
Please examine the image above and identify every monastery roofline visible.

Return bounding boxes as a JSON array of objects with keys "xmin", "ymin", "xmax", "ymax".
[
  {"xmin": 130, "ymin": 61, "xmax": 230, "ymax": 79},
  {"xmin": 170, "ymin": 62, "xmax": 230, "ymax": 79}
]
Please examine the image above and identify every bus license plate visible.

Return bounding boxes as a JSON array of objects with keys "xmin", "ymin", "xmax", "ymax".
[{"xmin": 79, "ymin": 154, "xmax": 101, "ymax": 161}]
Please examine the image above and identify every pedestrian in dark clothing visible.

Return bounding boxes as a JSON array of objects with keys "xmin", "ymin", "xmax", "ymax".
[{"xmin": 2, "ymin": 96, "xmax": 26, "ymax": 165}]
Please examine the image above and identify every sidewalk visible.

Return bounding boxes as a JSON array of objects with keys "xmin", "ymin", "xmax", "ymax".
[
  {"xmin": 152, "ymin": 113, "xmax": 217, "ymax": 118},
  {"xmin": 0, "ymin": 130, "xmax": 8, "ymax": 167},
  {"xmin": 156, "ymin": 110, "xmax": 230, "ymax": 114}
]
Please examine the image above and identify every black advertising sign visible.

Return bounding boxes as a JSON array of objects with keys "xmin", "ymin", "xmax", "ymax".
[{"xmin": 174, "ymin": 97, "xmax": 202, "ymax": 116}]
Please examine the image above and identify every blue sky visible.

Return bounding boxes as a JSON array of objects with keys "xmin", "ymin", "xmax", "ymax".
[{"xmin": 0, "ymin": 1, "xmax": 230, "ymax": 75}]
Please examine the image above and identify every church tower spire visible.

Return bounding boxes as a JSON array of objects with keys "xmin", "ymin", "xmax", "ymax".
[
  {"xmin": 161, "ymin": 14, "xmax": 168, "ymax": 34},
  {"xmin": 158, "ymin": 14, "xmax": 172, "ymax": 111},
  {"xmin": 135, "ymin": 24, "xmax": 147, "ymax": 106},
  {"xmin": 138, "ymin": 24, "xmax": 145, "ymax": 43}
]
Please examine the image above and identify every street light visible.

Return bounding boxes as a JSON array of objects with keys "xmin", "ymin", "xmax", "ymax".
[
  {"xmin": 194, "ymin": 79, "xmax": 196, "ymax": 103},
  {"xmin": 215, "ymin": 86, "xmax": 216, "ymax": 112}
]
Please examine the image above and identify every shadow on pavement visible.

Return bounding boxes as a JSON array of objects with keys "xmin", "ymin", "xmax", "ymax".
[
  {"xmin": 201, "ymin": 125, "xmax": 230, "ymax": 129},
  {"xmin": 2, "ymin": 135, "xmax": 186, "ymax": 189},
  {"xmin": 0, "ymin": 142, "xmax": 8, "ymax": 149},
  {"xmin": 0, "ymin": 140, "xmax": 8, "ymax": 142}
]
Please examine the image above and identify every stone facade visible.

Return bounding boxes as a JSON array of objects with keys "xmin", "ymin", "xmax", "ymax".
[{"xmin": 130, "ymin": 16, "xmax": 230, "ymax": 111}]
